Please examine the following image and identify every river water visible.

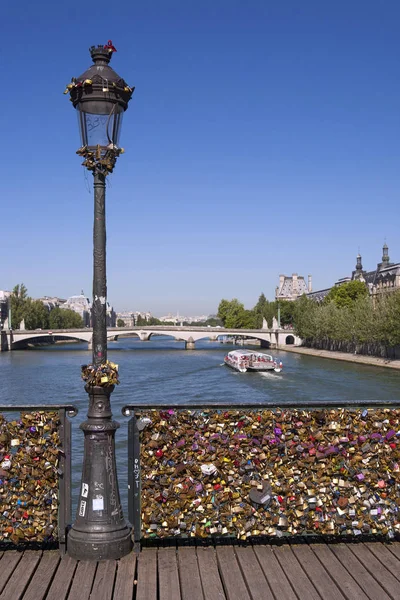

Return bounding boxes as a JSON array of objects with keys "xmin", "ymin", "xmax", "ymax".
[{"xmin": 1, "ymin": 336, "xmax": 400, "ymax": 514}]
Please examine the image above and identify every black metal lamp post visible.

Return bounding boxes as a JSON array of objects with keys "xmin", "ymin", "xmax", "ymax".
[{"xmin": 66, "ymin": 42, "xmax": 134, "ymax": 560}]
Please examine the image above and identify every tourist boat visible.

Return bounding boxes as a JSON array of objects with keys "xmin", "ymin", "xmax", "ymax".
[{"xmin": 224, "ymin": 350, "xmax": 283, "ymax": 373}]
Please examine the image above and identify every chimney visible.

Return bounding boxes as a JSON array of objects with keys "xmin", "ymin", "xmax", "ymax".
[{"xmin": 308, "ymin": 275, "xmax": 312, "ymax": 292}]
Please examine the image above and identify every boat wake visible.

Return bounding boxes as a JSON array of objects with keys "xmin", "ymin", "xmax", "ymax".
[{"xmin": 259, "ymin": 371, "xmax": 282, "ymax": 378}]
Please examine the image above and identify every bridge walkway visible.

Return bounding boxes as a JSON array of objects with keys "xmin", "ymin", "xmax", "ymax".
[{"xmin": 1, "ymin": 541, "xmax": 399, "ymax": 599}]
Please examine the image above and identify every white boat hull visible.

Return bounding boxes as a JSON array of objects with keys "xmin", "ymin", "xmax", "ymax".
[{"xmin": 224, "ymin": 350, "xmax": 283, "ymax": 374}]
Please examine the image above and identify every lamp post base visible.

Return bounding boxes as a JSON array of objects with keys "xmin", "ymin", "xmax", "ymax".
[
  {"xmin": 67, "ymin": 385, "xmax": 132, "ymax": 561},
  {"xmin": 67, "ymin": 523, "xmax": 132, "ymax": 561}
]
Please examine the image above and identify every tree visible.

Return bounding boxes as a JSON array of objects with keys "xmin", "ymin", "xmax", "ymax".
[
  {"xmin": 10, "ymin": 283, "xmax": 28, "ymax": 329},
  {"xmin": 48, "ymin": 307, "xmax": 83, "ymax": 329},
  {"xmin": 205, "ymin": 317, "xmax": 223, "ymax": 327},
  {"xmin": 217, "ymin": 299, "xmax": 232, "ymax": 326},
  {"xmin": 325, "ymin": 280, "xmax": 368, "ymax": 309},
  {"xmin": 279, "ymin": 300, "xmax": 296, "ymax": 327},
  {"xmin": 24, "ymin": 299, "xmax": 50, "ymax": 330},
  {"xmin": 117, "ymin": 319, "xmax": 125, "ymax": 327},
  {"xmin": 217, "ymin": 298, "xmax": 256, "ymax": 328},
  {"xmin": 253, "ymin": 293, "xmax": 277, "ymax": 328}
]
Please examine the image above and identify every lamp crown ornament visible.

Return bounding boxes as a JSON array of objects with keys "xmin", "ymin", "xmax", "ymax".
[{"xmin": 89, "ymin": 41, "xmax": 117, "ymax": 64}]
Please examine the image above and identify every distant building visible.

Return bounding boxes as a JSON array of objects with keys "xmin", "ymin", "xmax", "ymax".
[
  {"xmin": 115, "ymin": 311, "xmax": 152, "ymax": 326},
  {"xmin": 159, "ymin": 314, "xmax": 180, "ymax": 324},
  {"xmin": 38, "ymin": 296, "xmax": 66, "ymax": 311},
  {"xmin": 60, "ymin": 292, "xmax": 92, "ymax": 326},
  {"xmin": 106, "ymin": 302, "xmax": 116, "ymax": 328},
  {"xmin": 275, "ymin": 274, "xmax": 312, "ymax": 301},
  {"xmin": 307, "ymin": 243, "xmax": 400, "ymax": 302},
  {"xmin": 134, "ymin": 311, "xmax": 152, "ymax": 322},
  {"xmin": 116, "ymin": 312, "xmax": 136, "ymax": 327},
  {"xmin": 352, "ymin": 244, "xmax": 400, "ymax": 296}
]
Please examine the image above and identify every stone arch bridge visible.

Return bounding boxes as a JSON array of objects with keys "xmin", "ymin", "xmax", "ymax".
[{"xmin": 1, "ymin": 326, "xmax": 301, "ymax": 352}]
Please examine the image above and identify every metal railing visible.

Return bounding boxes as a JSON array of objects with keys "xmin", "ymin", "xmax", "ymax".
[
  {"xmin": 0, "ymin": 404, "xmax": 77, "ymax": 553},
  {"xmin": 123, "ymin": 400, "xmax": 400, "ymax": 549}
]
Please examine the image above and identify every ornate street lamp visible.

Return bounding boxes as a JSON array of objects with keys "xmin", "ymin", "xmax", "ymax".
[{"xmin": 65, "ymin": 42, "xmax": 134, "ymax": 560}]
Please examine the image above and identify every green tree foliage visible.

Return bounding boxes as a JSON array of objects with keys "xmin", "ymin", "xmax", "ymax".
[
  {"xmin": 217, "ymin": 299, "xmax": 231, "ymax": 326},
  {"xmin": 10, "ymin": 283, "xmax": 28, "ymax": 329},
  {"xmin": 294, "ymin": 287, "xmax": 400, "ymax": 356},
  {"xmin": 24, "ymin": 299, "xmax": 50, "ymax": 330},
  {"xmin": 253, "ymin": 293, "xmax": 295, "ymax": 328},
  {"xmin": 117, "ymin": 319, "xmax": 125, "ymax": 327},
  {"xmin": 48, "ymin": 307, "xmax": 83, "ymax": 329},
  {"xmin": 279, "ymin": 300, "xmax": 296, "ymax": 327},
  {"xmin": 325, "ymin": 280, "xmax": 368, "ymax": 309},
  {"xmin": 205, "ymin": 317, "xmax": 223, "ymax": 327},
  {"xmin": 148, "ymin": 317, "xmax": 164, "ymax": 325},
  {"xmin": 217, "ymin": 298, "xmax": 257, "ymax": 328}
]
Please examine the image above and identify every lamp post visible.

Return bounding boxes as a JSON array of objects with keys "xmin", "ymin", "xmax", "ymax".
[{"xmin": 65, "ymin": 42, "xmax": 134, "ymax": 560}]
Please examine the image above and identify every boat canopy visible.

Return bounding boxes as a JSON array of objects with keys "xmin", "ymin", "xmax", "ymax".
[{"xmin": 227, "ymin": 350, "xmax": 273, "ymax": 360}]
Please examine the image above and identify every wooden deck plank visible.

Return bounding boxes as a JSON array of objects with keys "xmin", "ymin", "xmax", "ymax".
[
  {"xmin": 309, "ymin": 544, "xmax": 369, "ymax": 600},
  {"xmin": 0, "ymin": 542, "xmax": 396, "ymax": 600},
  {"xmin": 0, "ymin": 550, "xmax": 41, "ymax": 600},
  {"xmin": 136, "ymin": 548, "xmax": 157, "ymax": 600},
  {"xmin": 113, "ymin": 553, "xmax": 137, "ymax": 600},
  {"xmin": 22, "ymin": 551, "xmax": 61, "ymax": 600},
  {"xmin": 216, "ymin": 546, "xmax": 251, "ymax": 600},
  {"xmin": 364, "ymin": 543, "xmax": 400, "ymax": 583},
  {"xmin": 386, "ymin": 541, "xmax": 400, "ymax": 561},
  {"xmin": 177, "ymin": 547, "xmax": 204, "ymax": 600},
  {"xmin": 330, "ymin": 544, "xmax": 392, "ymax": 600},
  {"xmin": 67, "ymin": 560, "xmax": 97, "ymax": 600},
  {"xmin": 0, "ymin": 551, "xmax": 23, "ymax": 594},
  {"xmin": 348, "ymin": 544, "xmax": 400, "ymax": 600},
  {"xmin": 291, "ymin": 545, "xmax": 346, "ymax": 600},
  {"xmin": 45, "ymin": 555, "xmax": 77, "ymax": 600},
  {"xmin": 197, "ymin": 547, "xmax": 226, "ymax": 600},
  {"xmin": 158, "ymin": 548, "xmax": 181, "ymax": 600},
  {"xmin": 235, "ymin": 546, "xmax": 274, "ymax": 600},
  {"xmin": 273, "ymin": 545, "xmax": 322, "ymax": 600},
  {"xmin": 253, "ymin": 546, "xmax": 297, "ymax": 600},
  {"xmin": 90, "ymin": 560, "xmax": 117, "ymax": 600}
]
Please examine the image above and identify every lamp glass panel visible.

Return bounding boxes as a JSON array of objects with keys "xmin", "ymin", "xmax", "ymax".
[{"xmin": 77, "ymin": 102, "xmax": 123, "ymax": 148}]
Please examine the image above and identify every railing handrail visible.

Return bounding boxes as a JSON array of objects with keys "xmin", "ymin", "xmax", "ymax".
[
  {"xmin": 122, "ymin": 399, "xmax": 400, "ymax": 415},
  {"xmin": 0, "ymin": 404, "xmax": 78, "ymax": 415}
]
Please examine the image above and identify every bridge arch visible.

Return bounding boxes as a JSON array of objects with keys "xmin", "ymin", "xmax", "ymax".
[
  {"xmin": 10, "ymin": 332, "xmax": 93, "ymax": 349},
  {"xmin": 285, "ymin": 335, "xmax": 295, "ymax": 345}
]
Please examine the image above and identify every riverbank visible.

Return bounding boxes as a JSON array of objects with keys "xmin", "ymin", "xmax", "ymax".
[{"xmin": 279, "ymin": 345, "xmax": 400, "ymax": 370}]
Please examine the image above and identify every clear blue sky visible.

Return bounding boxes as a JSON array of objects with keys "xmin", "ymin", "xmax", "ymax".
[{"xmin": 2, "ymin": 1, "xmax": 399, "ymax": 315}]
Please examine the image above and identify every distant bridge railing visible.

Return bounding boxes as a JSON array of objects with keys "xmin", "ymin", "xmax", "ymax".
[
  {"xmin": 0, "ymin": 404, "xmax": 77, "ymax": 552},
  {"xmin": 123, "ymin": 400, "xmax": 400, "ymax": 549},
  {"xmin": 5, "ymin": 325, "xmax": 301, "ymax": 351}
]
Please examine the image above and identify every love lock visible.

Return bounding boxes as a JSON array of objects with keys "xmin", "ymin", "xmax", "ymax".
[
  {"xmin": 249, "ymin": 481, "xmax": 272, "ymax": 507},
  {"xmin": 200, "ymin": 463, "xmax": 218, "ymax": 476}
]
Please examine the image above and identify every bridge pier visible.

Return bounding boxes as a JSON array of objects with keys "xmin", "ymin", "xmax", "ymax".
[
  {"xmin": 88, "ymin": 339, "xmax": 92, "ymax": 351},
  {"xmin": 139, "ymin": 332, "xmax": 150, "ymax": 341},
  {"xmin": 185, "ymin": 337, "xmax": 195, "ymax": 350},
  {"xmin": 0, "ymin": 331, "xmax": 9, "ymax": 352}
]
